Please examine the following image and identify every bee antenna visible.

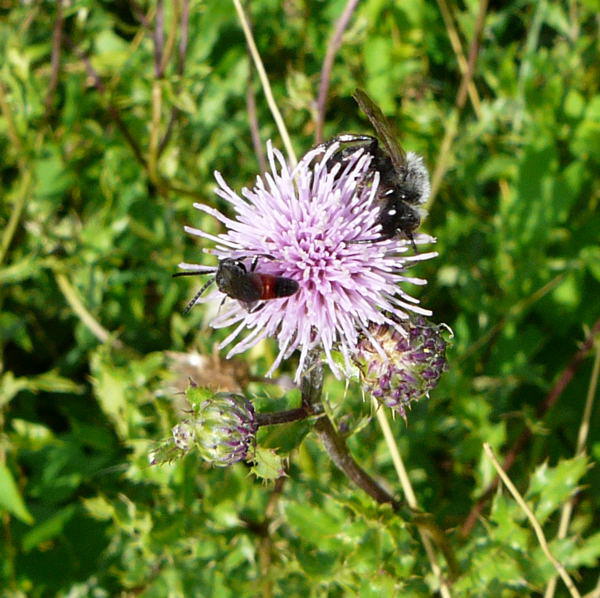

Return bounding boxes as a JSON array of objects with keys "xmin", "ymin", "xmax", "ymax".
[{"xmin": 183, "ymin": 277, "xmax": 215, "ymax": 314}]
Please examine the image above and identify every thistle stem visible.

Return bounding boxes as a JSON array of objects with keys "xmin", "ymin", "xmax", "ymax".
[
  {"xmin": 256, "ymin": 408, "xmax": 310, "ymax": 427},
  {"xmin": 299, "ymin": 350, "xmax": 458, "ymax": 586},
  {"xmin": 300, "ymin": 349, "xmax": 398, "ymax": 508},
  {"xmin": 313, "ymin": 415, "xmax": 399, "ymax": 508}
]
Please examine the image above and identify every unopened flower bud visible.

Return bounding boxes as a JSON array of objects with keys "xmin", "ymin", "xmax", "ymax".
[
  {"xmin": 149, "ymin": 390, "xmax": 257, "ymax": 467},
  {"xmin": 194, "ymin": 392, "xmax": 257, "ymax": 466},
  {"xmin": 355, "ymin": 315, "xmax": 449, "ymax": 417}
]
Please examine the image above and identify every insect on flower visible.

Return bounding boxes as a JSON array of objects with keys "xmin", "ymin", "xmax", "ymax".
[
  {"xmin": 314, "ymin": 89, "xmax": 430, "ymax": 249},
  {"xmin": 174, "ymin": 254, "xmax": 299, "ymax": 314}
]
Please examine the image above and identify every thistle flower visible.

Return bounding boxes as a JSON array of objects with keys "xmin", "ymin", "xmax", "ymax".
[
  {"xmin": 354, "ymin": 315, "xmax": 449, "ymax": 417},
  {"xmin": 149, "ymin": 391, "xmax": 257, "ymax": 467},
  {"xmin": 180, "ymin": 142, "xmax": 437, "ymax": 379}
]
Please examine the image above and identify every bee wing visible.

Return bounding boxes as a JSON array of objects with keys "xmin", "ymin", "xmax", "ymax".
[{"xmin": 353, "ymin": 88, "xmax": 407, "ymax": 172}]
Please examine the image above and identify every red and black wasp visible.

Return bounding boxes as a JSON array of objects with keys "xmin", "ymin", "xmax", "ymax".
[{"xmin": 174, "ymin": 255, "xmax": 299, "ymax": 313}]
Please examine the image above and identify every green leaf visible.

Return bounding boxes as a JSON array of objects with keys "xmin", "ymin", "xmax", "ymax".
[
  {"xmin": 526, "ymin": 455, "xmax": 589, "ymax": 524},
  {"xmin": 249, "ymin": 447, "xmax": 285, "ymax": 481},
  {"xmin": 294, "ymin": 545, "xmax": 338, "ymax": 578},
  {"xmin": 21, "ymin": 504, "xmax": 78, "ymax": 552},
  {"xmin": 257, "ymin": 419, "xmax": 311, "ymax": 452},
  {"xmin": 0, "ymin": 464, "xmax": 34, "ymax": 525},
  {"xmin": 0, "ymin": 371, "xmax": 29, "ymax": 408},
  {"xmin": 89, "ymin": 351, "xmax": 129, "ymax": 439},
  {"xmin": 285, "ymin": 501, "xmax": 346, "ymax": 544},
  {"xmin": 185, "ymin": 385, "xmax": 215, "ymax": 410}
]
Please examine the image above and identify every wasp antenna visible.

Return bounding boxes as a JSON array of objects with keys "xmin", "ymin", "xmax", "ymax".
[
  {"xmin": 183, "ymin": 278, "xmax": 215, "ymax": 314},
  {"xmin": 173, "ymin": 271, "xmax": 206, "ymax": 278}
]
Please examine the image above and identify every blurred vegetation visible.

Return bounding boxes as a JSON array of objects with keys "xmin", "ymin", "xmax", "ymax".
[{"xmin": 1, "ymin": 0, "xmax": 599, "ymax": 596}]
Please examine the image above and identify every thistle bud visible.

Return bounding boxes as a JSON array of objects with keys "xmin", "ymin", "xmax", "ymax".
[
  {"xmin": 193, "ymin": 392, "xmax": 257, "ymax": 466},
  {"xmin": 149, "ymin": 391, "xmax": 257, "ymax": 467},
  {"xmin": 355, "ymin": 316, "xmax": 449, "ymax": 417}
]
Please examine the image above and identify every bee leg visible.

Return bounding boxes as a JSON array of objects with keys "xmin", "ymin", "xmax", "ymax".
[
  {"xmin": 363, "ymin": 231, "xmax": 418, "ymax": 252},
  {"xmin": 314, "ymin": 134, "xmax": 377, "ymax": 154},
  {"xmin": 348, "ymin": 229, "xmax": 397, "ymax": 245},
  {"xmin": 407, "ymin": 233, "xmax": 418, "ymax": 253}
]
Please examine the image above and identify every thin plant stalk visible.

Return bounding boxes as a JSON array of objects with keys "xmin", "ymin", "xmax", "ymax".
[
  {"xmin": 149, "ymin": 2, "xmax": 165, "ymax": 185},
  {"xmin": 54, "ymin": 272, "xmax": 125, "ymax": 350},
  {"xmin": 44, "ymin": 0, "xmax": 63, "ymax": 116},
  {"xmin": 0, "ymin": 171, "xmax": 30, "ymax": 266},
  {"xmin": 483, "ymin": 443, "xmax": 582, "ymax": 598},
  {"xmin": 159, "ymin": 0, "xmax": 180, "ymax": 76},
  {"xmin": 246, "ymin": 79, "xmax": 268, "ymax": 173},
  {"xmin": 315, "ymin": 0, "xmax": 360, "ymax": 144},
  {"xmin": 462, "ymin": 318, "xmax": 600, "ymax": 536},
  {"xmin": 544, "ymin": 346, "xmax": 600, "ymax": 598},
  {"xmin": 460, "ymin": 273, "xmax": 565, "ymax": 362},
  {"xmin": 373, "ymin": 400, "xmax": 453, "ymax": 598},
  {"xmin": 428, "ymin": 0, "xmax": 488, "ymax": 205},
  {"xmin": 0, "ymin": 82, "xmax": 30, "ymax": 266},
  {"xmin": 513, "ymin": 0, "xmax": 547, "ymax": 133},
  {"xmin": 435, "ymin": 0, "xmax": 481, "ymax": 117},
  {"xmin": 232, "ymin": 0, "xmax": 297, "ymax": 166}
]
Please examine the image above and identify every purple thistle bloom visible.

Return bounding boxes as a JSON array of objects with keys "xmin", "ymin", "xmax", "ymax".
[
  {"xmin": 180, "ymin": 142, "xmax": 437, "ymax": 379},
  {"xmin": 354, "ymin": 315, "xmax": 449, "ymax": 417}
]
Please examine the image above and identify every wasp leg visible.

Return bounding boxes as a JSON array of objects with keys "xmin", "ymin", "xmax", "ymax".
[
  {"xmin": 246, "ymin": 301, "xmax": 264, "ymax": 314},
  {"xmin": 249, "ymin": 253, "xmax": 277, "ymax": 272}
]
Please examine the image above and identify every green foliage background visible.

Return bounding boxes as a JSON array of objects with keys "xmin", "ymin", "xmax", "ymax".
[{"xmin": 1, "ymin": 0, "xmax": 599, "ymax": 596}]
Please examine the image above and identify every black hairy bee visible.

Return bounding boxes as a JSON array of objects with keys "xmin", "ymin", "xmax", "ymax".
[
  {"xmin": 174, "ymin": 255, "xmax": 299, "ymax": 313},
  {"xmin": 316, "ymin": 89, "xmax": 431, "ymax": 248}
]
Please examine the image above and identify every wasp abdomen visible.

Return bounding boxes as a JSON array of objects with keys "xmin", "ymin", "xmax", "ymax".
[
  {"xmin": 253, "ymin": 273, "xmax": 299, "ymax": 300},
  {"xmin": 274, "ymin": 276, "xmax": 299, "ymax": 298}
]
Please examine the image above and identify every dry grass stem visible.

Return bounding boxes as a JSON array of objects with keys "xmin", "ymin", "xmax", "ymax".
[
  {"xmin": 373, "ymin": 400, "xmax": 453, "ymax": 598},
  {"xmin": 435, "ymin": 0, "xmax": 481, "ymax": 116},
  {"xmin": 429, "ymin": 0, "xmax": 488, "ymax": 204},
  {"xmin": 232, "ymin": 0, "xmax": 297, "ymax": 166},
  {"xmin": 544, "ymin": 346, "xmax": 600, "ymax": 598},
  {"xmin": 55, "ymin": 272, "xmax": 125, "ymax": 350}
]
